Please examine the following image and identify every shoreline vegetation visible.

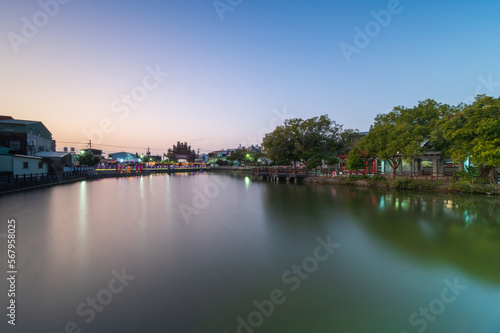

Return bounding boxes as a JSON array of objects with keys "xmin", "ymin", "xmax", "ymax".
[
  {"xmin": 211, "ymin": 168, "xmax": 500, "ymax": 196},
  {"xmin": 302, "ymin": 175, "xmax": 500, "ymax": 195}
]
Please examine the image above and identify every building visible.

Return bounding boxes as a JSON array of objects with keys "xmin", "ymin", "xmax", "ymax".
[
  {"xmin": 207, "ymin": 150, "xmax": 230, "ymax": 164},
  {"xmin": 166, "ymin": 142, "xmax": 197, "ymax": 163},
  {"xmin": 0, "ymin": 154, "xmax": 48, "ymax": 176},
  {"xmin": 81, "ymin": 148, "xmax": 104, "ymax": 159},
  {"xmin": 238, "ymin": 144, "xmax": 263, "ymax": 153},
  {"xmin": 0, "ymin": 116, "xmax": 53, "ymax": 155},
  {"xmin": 109, "ymin": 152, "xmax": 140, "ymax": 163},
  {"xmin": 35, "ymin": 151, "xmax": 75, "ymax": 173}
]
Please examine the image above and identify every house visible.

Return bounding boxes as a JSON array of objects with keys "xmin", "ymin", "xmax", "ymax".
[
  {"xmin": 208, "ymin": 150, "xmax": 230, "ymax": 164},
  {"xmin": 0, "ymin": 154, "xmax": 48, "ymax": 176},
  {"xmin": 0, "ymin": 116, "xmax": 53, "ymax": 155},
  {"xmin": 35, "ymin": 151, "xmax": 75, "ymax": 173}
]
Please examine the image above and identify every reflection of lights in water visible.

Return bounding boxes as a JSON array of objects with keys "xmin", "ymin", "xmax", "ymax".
[
  {"xmin": 331, "ymin": 188, "xmax": 337, "ymax": 197},
  {"xmin": 463, "ymin": 209, "xmax": 471, "ymax": 225},
  {"xmin": 379, "ymin": 195, "xmax": 385, "ymax": 210},
  {"xmin": 244, "ymin": 176, "xmax": 250, "ymax": 189},
  {"xmin": 444, "ymin": 199, "xmax": 454, "ymax": 210}
]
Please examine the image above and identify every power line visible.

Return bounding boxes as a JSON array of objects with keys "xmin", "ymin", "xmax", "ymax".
[{"xmin": 56, "ymin": 141, "xmax": 165, "ymax": 151}]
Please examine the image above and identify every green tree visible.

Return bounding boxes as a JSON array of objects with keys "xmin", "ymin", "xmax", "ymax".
[
  {"xmin": 440, "ymin": 95, "xmax": 500, "ymax": 183},
  {"xmin": 215, "ymin": 159, "xmax": 230, "ymax": 166},
  {"xmin": 360, "ymin": 99, "xmax": 449, "ymax": 176},
  {"xmin": 263, "ymin": 115, "xmax": 353, "ymax": 169},
  {"xmin": 76, "ymin": 152, "xmax": 100, "ymax": 167},
  {"xmin": 345, "ymin": 146, "xmax": 366, "ymax": 170},
  {"xmin": 227, "ymin": 150, "xmax": 246, "ymax": 165}
]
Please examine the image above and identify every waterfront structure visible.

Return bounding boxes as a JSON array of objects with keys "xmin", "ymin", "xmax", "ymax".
[
  {"xmin": 166, "ymin": 142, "xmax": 197, "ymax": 163},
  {"xmin": 0, "ymin": 116, "xmax": 54, "ymax": 155},
  {"xmin": 0, "ymin": 154, "xmax": 48, "ymax": 176}
]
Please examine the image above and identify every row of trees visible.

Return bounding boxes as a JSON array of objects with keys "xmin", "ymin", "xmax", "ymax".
[
  {"xmin": 261, "ymin": 95, "xmax": 499, "ymax": 183},
  {"xmin": 355, "ymin": 95, "xmax": 499, "ymax": 183}
]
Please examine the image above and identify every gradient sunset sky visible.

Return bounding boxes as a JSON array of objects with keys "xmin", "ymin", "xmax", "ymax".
[{"xmin": 1, "ymin": 0, "xmax": 500, "ymax": 156}]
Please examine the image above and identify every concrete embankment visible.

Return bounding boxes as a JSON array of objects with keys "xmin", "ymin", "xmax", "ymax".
[{"xmin": 0, "ymin": 177, "xmax": 86, "ymax": 196}]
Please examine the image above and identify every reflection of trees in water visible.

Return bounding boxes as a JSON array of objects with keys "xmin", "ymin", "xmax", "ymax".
[
  {"xmin": 262, "ymin": 183, "xmax": 345, "ymax": 231},
  {"xmin": 340, "ymin": 187, "xmax": 500, "ymax": 284}
]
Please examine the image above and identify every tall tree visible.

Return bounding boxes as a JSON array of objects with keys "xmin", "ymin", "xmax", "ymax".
[
  {"xmin": 76, "ymin": 152, "xmax": 100, "ymax": 167},
  {"xmin": 360, "ymin": 99, "xmax": 449, "ymax": 176},
  {"xmin": 440, "ymin": 95, "xmax": 500, "ymax": 183},
  {"xmin": 263, "ymin": 115, "xmax": 353, "ymax": 169},
  {"xmin": 227, "ymin": 149, "xmax": 246, "ymax": 165}
]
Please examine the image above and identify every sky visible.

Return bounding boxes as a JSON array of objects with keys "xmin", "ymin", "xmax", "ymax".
[{"xmin": 1, "ymin": 0, "xmax": 500, "ymax": 156}]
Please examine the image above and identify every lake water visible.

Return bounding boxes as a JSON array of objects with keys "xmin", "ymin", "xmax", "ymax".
[{"xmin": 1, "ymin": 172, "xmax": 500, "ymax": 333}]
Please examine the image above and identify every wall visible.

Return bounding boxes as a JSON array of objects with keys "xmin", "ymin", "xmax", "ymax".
[{"xmin": 10, "ymin": 155, "xmax": 48, "ymax": 176}]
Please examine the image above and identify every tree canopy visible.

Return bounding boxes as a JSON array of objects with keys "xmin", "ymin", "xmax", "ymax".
[
  {"xmin": 359, "ymin": 99, "xmax": 451, "ymax": 175},
  {"xmin": 76, "ymin": 152, "xmax": 100, "ymax": 167},
  {"xmin": 262, "ymin": 115, "xmax": 356, "ymax": 169},
  {"xmin": 440, "ymin": 95, "xmax": 500, "ymax": 182}
]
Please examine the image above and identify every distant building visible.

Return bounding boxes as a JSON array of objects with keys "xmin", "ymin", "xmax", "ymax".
[
  {"xmin": 167, "ymin": 142, "xmax": 197, "ymax": 163},
  {"xmin": 208, "ymin": 150, "xmax": 230, "ymax": 164},
  {"xmin": 108, "ymin": 152, "xmax": 140, "ymax": 163},
  {"xmin": 0, "ymin": 116, "xmax": 53, "ymax": 155},
  {"xmin": 81, "ymin": 148, "xmax": 104, "ymax": 159},
  {"xmin": 237, "ymin": 144, "xmax": 262, "ymax": 153}
]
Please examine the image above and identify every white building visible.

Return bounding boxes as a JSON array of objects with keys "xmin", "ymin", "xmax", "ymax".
[{"xmin": 0, "ymin": 154, "xmax": 48, "ymax": 176}]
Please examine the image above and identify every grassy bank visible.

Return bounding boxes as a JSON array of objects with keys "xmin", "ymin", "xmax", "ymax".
[{"xmin": 304, "ymin": 175, "xmax": 500, "ymax": 195}]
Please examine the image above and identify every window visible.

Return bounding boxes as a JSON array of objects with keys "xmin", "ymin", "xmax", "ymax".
[
  {"xmin": 23, "ymin": 162, "xmax": 29, "ymax": 169},
  {"xmin": 38, "ymin": 162, "xmax": 43, "ymax": 169},
  {"xmin": 38, "ymin": 131, "xmax": 41, "ymax": 137},
  {"xmin": 4, "ymin": 125, "xmax": 14, "ymax": 131},
  {"xmin": 10, "ymin": 141, "xmax": 20, "ymax": 150},
  {"xmin": 30, "ymin": 128, "xmax": 34, "ymax": 134}
]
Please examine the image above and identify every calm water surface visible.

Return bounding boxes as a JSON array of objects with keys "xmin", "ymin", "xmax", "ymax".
[{"xmin": 1, "ymin": 172, "xmax": 500, "ymax": 333}]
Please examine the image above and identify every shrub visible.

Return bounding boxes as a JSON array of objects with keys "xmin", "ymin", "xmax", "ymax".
[
  {"xmin": 389, "ymin": 178, "xmax": 437, "ymax": 191},
  {"xmin": 370, "ymin": 175, "xmax": 387, "ymax": 182}
]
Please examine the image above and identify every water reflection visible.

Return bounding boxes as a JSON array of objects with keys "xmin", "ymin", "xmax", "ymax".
[{"xmin": 335, "ymin": 187, "xmax": 500, "ymax": 284}]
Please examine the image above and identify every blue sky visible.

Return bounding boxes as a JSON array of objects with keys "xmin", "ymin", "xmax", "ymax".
[{"xmin": 1, "ymin": 0, "xmax": 499, "ymax": 155}]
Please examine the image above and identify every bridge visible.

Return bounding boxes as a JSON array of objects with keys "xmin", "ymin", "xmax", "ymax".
[{"xmin": 251, "ymin": 167, "xmax": 311, "ymax": 183}]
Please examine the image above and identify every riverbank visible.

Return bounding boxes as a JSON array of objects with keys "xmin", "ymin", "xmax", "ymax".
[
  {"xmin": 0, "ymin": 177, "xmax": 86, "ymax": 196},
  {"xmin": 303, "ymin": 175, "xmax": 500, "ymax": 195}
]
